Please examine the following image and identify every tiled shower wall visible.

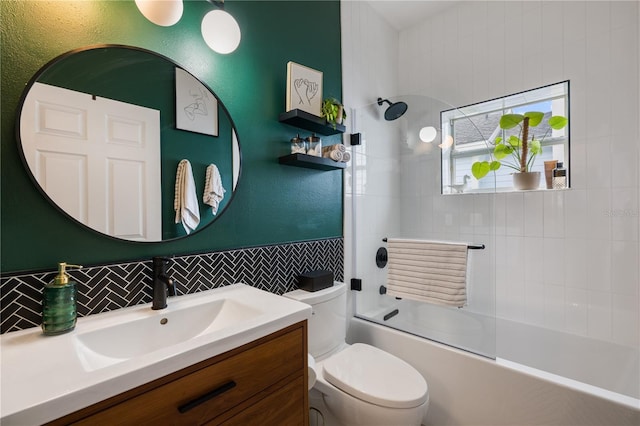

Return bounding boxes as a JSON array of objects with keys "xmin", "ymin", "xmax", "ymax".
[
  {"xmin": 342, "ymin": 1, "xmax": 639, "ymax": 349},
  {"xmin": 0, "ymin": 238, "xmax": 344, "ymax": 334},
  {"xmin": 396, "ymin": 1, "xmax": 640, "ymax": 348}
]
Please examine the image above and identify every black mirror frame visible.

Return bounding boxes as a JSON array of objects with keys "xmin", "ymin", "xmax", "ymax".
[{"xmin": 15, "ymin": 44, "xmax": 242, "ymax": 243}]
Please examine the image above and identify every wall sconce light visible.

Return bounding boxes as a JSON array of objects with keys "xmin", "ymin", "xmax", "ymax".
[
  {"xmin": 419, "ymin": 126, "xmax": 438, "ymax": 143},
  {"xmin": 201, "ymin": 0, "xmax": 241, "ymax": 54},
  {"xmin": 135, "ymin": 0, "xmax": 183, "ymax": 27}
]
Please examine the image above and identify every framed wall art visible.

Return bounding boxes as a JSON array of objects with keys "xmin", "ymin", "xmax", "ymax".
[
  {"xmin": 175, "ymin": 67, "xmax": 218, "ymax": 136},
  {"xmin": 286, "ymin": 61, "xmax": 323, "ymax": 116}
]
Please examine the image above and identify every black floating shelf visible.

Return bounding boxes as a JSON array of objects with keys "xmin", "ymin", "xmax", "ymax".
[
  {"xmin": 278, "ymin": 153, "xmax": 347, "ymax": 171},
  {"xmin": 278, "ymin": 109, "xmax": 345, "ymax": 136}
]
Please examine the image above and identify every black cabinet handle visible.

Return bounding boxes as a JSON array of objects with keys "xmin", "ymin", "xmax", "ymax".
[{"xmin": 178, "ymin": 380, "xmax": 236, "ymax": 414}]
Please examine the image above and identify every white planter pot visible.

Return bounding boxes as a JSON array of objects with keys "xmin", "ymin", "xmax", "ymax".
[{"xmin": 512, "ymin": 171, "xmax": 541, "ymax": 190}]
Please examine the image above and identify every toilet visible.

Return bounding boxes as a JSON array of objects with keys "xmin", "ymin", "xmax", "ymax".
[{"xmin": 284, "ymin": 282, "xmax": 429, "ymax": 426}]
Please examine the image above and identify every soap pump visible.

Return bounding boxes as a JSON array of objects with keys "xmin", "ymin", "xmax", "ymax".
[{"xmin": 42, "ymin": 262, "xmax": 82, "ymax": 336}]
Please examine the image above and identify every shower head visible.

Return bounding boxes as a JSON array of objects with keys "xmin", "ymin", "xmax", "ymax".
[{"xmin": 377, "ymin": 97, "xmax": 408, "ymax": 121}]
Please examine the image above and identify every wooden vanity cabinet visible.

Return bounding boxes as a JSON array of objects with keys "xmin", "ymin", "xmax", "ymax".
[{"xmin": 48, "ymin": 321, "xmax": 308, "ymax": 426}]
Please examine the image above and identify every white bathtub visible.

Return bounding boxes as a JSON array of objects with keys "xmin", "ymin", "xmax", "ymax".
[
  {"xmin": 497, "ymin": 318, "xmax": 639, "ymax": 403},
  {"xmin": 352, "ymin": 304, "xmax": 640, "ymax": 425},
  {"xmin": 363, "ymin": 299, "xmax": 639, "ymax": 401},
  {"xmin": 365, "ymin": 300, "xmax": 496, "ymax": 358}
]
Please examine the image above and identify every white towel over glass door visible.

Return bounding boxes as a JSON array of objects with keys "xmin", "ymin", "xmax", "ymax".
[
  {"xmin": 21, "ymin": 82, "xmax": 162, "ymax": 241},
  {"xmin": 386, "ymin": 238, "xmax": 469, "ymax": 307}
]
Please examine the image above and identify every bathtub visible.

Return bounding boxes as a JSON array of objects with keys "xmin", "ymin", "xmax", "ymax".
[
  {"xmin": 364, "ymin": 300, "xmax": 496, "ymax": 359},
  {"xmin": 497, "ymin": 318, "xmax": 639, "ymax": 403},
  {"xmin": 350, "ymin": 305, "xmax": 640, "ymax": 425}
]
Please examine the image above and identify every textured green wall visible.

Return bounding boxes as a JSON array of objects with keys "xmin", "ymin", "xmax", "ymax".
[{"xmin": 1, "ymin": 0, "xmax": 343, "ymax": 273}]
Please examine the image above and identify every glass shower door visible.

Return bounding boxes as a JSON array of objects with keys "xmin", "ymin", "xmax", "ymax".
[{"xmin": 348, "ymin": 95, "xmax": 497, "ymax": 359}]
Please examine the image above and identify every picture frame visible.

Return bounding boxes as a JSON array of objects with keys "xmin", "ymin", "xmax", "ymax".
[
  {"xmin": 175, "ymin": 67, "xmax": 218, "ymax": 136},
  {"xmin": 286, "ymin": 61, "xmax": 323, "ymax": 116}
]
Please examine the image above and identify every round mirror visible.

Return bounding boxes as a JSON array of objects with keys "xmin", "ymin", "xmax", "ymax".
[{"xmin": 17, "ymin": 45, "xmax": 241, "ymax": 242}]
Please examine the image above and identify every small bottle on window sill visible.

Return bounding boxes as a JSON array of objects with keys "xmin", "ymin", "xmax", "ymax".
[{"xmin": 552, "ymin": 162, "xmax": 567, "ymax": 189}]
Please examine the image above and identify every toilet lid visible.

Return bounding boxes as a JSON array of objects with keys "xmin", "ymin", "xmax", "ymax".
[{"xmin": 322, "ymin": 343, "xmax": 428, "ymax": 409}]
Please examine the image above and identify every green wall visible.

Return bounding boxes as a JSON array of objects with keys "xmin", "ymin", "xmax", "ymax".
[{"xmin": 1, "ymin": 0, "xmax": 343, "ymax": 273}]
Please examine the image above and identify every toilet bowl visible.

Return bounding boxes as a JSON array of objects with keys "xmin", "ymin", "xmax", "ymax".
[
  {"xmin": 314, "ymin": 342, "xmax": 429, "ymax": 425},
  {"xmin": 284, "ymin": 282, "xmax": 429, "ymax": 426}
]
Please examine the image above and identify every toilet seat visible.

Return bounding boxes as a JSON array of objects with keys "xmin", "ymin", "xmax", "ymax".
[{"xmin": 322, "ymin": 343, "xmax": 428, "ymax": 409}]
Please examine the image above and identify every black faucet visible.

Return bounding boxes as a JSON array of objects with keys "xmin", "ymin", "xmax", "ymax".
[{"xmin": 152, "ymin": 256, "xmax": 176, "ymax": 310}]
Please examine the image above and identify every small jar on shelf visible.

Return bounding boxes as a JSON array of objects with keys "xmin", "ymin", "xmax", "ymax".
[
  {"xmin": 290, "ymin": 134, "xmax": 306, "ymax": 154},
  {"xmin": 306, "ymin": 133, "xmax": 322, "ymax": 157}
]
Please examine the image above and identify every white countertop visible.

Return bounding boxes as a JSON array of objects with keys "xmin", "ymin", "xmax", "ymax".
[{"xmin": 0, "ymin": 283, "xmax": 311, "ymax": 425}]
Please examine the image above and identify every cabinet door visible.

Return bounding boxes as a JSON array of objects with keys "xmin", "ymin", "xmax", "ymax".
[{"xmin": 215, "ymin": 377, "xmax": 305, "ymax": 426}]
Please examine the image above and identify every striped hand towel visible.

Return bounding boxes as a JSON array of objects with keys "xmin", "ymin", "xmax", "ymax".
[
  {"xmin": 174, "ymin": 159, "xmax": 200, "ymax": 234},
  {"xmin": 203, "ymin": 164, "xmax": 225, "ymax": 215},
  {"xmin": 386, "ymin": 238, "xmax": 468, "ymax": 307}
]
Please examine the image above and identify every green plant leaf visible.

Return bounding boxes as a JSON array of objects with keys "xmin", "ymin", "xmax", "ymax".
[
  {"xmin": 548, "ymin": 115, "xmax": 568, "ymax": 130},
  {"xmin": 494, "ymin": 136, "xmax": 503, "ymax": 145},
  {"xmin": 499, "ymin": 114, "xmax": 524, "ymax": 129},
  {"xmin": 494, "ymin": 143, "xmax": 512, "ymax": 159},
  {"xmin": 489, "ymin": 161, "xmax": 501, "ymax": 171},
  {"xmin": 530, "ymin": 139, "xmax": 542, "ymax": 155},
  {"xmin": 508, "ymin": 135, "xmax": 520, "ymax": 147},
  {"xmin": 471, "ymin": 161, "xmax": 491, "ymax": 179},
  {"xmin": 524, "ymin": 111, "xmax": 544, "ymax": 127}
]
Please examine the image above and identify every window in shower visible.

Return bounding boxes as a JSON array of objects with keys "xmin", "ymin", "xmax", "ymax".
[{"xmin": 440, "ymin": 81, "xmax": 570, "ymax": 194}]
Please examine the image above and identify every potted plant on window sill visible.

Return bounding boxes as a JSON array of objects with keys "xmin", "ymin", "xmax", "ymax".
[
  {"xmin": 471, "ymin": 111, "xmax": 568, "ymax": 190},
  {"xmin": 321, "ymin": 97, "xmax": 347, "ymax": 129}
]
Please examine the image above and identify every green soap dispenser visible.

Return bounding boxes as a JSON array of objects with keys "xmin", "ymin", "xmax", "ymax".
[{"xmin": 42, "ymin": 262, "xmax": 82, "ymax": 335}]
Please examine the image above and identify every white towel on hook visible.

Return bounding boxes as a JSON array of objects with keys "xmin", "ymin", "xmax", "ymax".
[
  {"xmin": 174, "ymin": 159, "xmax": 200, "ymax": 234},
  {"xmin": 203, "ymin": 164, "xmax": 226, "ymax": 215},
  {"xmin": 386, "ymin": 238, "xmax": 468, "ymax": 307}
]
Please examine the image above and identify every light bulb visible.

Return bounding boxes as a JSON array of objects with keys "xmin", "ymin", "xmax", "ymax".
[
  {"xmin": 201, "ymin": 10, "xmax": 241, "ymax": 54},
  {"xmin": 135, "ymin": 0, "xmax": 183, "ymax": 27},
  {"xmin": 419, "ymin": 126, "xmax": 437, "ymax": 143}
]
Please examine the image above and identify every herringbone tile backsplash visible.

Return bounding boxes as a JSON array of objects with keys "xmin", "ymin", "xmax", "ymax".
[{"xmin": 0, "ymin": 238, "xmax": 343, "ymax": 334}]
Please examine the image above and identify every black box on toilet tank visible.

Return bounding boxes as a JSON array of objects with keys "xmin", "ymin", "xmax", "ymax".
[{"xmin": 297, "ymin": 270, "xmax": 334, "ymax": 292}]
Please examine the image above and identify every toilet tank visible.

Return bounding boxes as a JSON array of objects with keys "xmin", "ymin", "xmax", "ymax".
[{"xmin": 283, "ymin": 282, "xmax": 346, "ymax": 359}]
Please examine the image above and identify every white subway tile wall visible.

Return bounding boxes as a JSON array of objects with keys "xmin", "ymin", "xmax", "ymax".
[{"xmin": 344, "ymin": 1, "xmax": 639, "ymax": 349}]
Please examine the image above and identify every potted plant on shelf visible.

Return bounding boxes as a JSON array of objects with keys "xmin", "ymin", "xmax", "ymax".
[
  {"xmin": 321, "ymin": 97, "xmax": 347, "ymax": 129},
  {"xmin": 471, "ymin": 111, "xmax": 568, "ymax": 190}
]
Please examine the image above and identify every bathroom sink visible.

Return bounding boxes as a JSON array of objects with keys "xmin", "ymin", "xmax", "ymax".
[
  {"xmin": 1, "ymin": 283, "xmax": 312, "ymax": 426},
  {"xmin": 75, "ymin": 298, "xmax": 262, "ymax": 361}
]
